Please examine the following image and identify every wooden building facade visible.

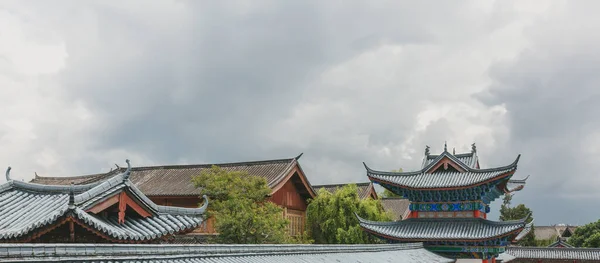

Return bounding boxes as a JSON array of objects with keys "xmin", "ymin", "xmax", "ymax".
[{"xmin": 32, "ymin": 154, "xmax": 316, "ymax": 237}]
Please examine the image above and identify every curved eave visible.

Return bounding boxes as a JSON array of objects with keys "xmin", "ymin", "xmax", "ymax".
[
  {"xmin": 355, "ymin": 213, "xmax": 529, "ymax": 242},
  {"xmin": 503, "ymin": 175, "xmax": 529, "ymax": 193},
  {"xmin": 369, "ymin": 170, "xmax": 516, "ymax": 191},
  {"xmin": 363, "ymin": 155, "xmax": 520, "ymax": 191},
  {"xmin": 513, "ymin": 220, "xmax": 535, "ymax": 242},
  {"xmin": 363, "ymin": 154, "xmax": 520, "ymax": 176},
  {"xmin": 360, "ymin": 226, "xmax": 526, "ymax": 243}
]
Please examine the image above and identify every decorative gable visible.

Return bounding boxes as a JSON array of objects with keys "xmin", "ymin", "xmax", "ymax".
[
  {"xmin": 426, "ymin": 156, "xmax": 466, "ymax": 174},
  {"xmin": 0, "ymin": 159, "xmax": 207, "ymax": 243},
  {"xmin": 86, "ymin": 191, "xmax": 152, "ymax": 224}
]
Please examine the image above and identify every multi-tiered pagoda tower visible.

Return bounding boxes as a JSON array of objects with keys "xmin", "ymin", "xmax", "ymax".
[{"xmin": 357, "ymin": 143, "xmax": 532, "ymax": 263}]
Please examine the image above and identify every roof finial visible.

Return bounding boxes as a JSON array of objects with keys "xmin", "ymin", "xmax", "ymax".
[
  {"xmin": 5, "ymin": 167, "xmax": 11, "ymax": 181},
  {"xmin": 69, "ymin": 182, "xmax": 75, "ymax": 206},
  {"xmin": 424, "ymin": 145, "xmax": 430, "ymax": 156},
  {"xmin": 453, "ymin": 147, "xmax": 455, "ymax": 155},
  {"xmin": 444, "ymin": 141, "xmax": 447, "ymax": 152},
  {"xmin": 471, "ymin": 143, "xmax": 477, "ymax": 153},
  {"xmin": 123, "ymin": 159, "xmax": 131, "ymax": 180}
]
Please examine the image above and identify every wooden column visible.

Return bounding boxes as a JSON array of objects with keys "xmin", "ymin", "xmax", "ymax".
[
  {"xmin": 410, "ymin": 211, "xmax": 419, "ymax": 218},
  {"xmin": 69, "ymin": 220, "xmax": 75, "ymax": 242},
  {"xmin": 118, "ymin": 192, "xmax": 127, "ymax": 224}
]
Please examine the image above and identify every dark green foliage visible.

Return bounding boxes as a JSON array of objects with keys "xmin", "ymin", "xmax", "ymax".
[
  {"xmin": 569, "ymin": 220, "xmax": 600, "ymax": 248},
  {"xmin": 192, "ymin": 166, "xmax": 289, "ymax": 244},
  {"xmin": 499, "ymin": 193, "xmax": 536, "ymax": 246},
  {"xmin": 307, "ymin": 184, "xmax": 392, "ymax": 244}
]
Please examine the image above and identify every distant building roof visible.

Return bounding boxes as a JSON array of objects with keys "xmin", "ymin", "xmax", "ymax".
[
  {"xmin": 534, "ymin": 225, "xmax": 578, "ymax": 240},
  {"xmin": 380, "ymin": 198, "xmax": 410, "ymax": 221},
  {"xmin": 0, "ymin": 161, "xmax": 206, "ymax": 242},
  {"xmin": 0, "ymin": 243, "xmax": 453, "ymax": 262},
  {"xmin": 312, "ymin": 182, "xmax": 377, "ymax": 199},
  {"xmin": 31, "ymin": 154, "xmax": 316, "ymax": 198},
  {"xmin": 503, "ymin": 247, "xmax": 600, "ymax": 261}
]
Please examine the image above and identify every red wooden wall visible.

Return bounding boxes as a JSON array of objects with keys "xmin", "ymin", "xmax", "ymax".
[{"xmin": 269, "ymin": 179, "xmax": 308, "ymax": 211}]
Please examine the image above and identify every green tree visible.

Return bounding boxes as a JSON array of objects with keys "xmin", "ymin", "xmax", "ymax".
[
  {"xmin": 192, "ymin": 166, "xmax": 289, "ymax": 244},
  {"xmin": 499, "ymin": 193, "xmax": 536, "ymax": 246},
  {"xmin": 569, "ymin": 220, "xmax": 600, "ymax": 248},
  {"xmin": 307, "ymin": 184, "xmax": 392, "ymax": 244}
]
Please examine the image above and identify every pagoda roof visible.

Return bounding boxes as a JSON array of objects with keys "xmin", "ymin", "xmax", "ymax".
[
  {"xmin": 0, "ymin": 243, "xmax": 453, "ymax": 263},
  {"xmin": 0, "ymin": 161, "xmax": 207, "ymax": 242},
  {"xmin": 356, "ymin": 214, "xmax": 532, "ymax": 242},
  {"xmin": 363, "ymin": 151, "xmax": 524, "ymax": 191}
]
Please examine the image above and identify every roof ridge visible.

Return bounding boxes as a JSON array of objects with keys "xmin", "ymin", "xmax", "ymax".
[
  {"xmin": 357, "ymin": 216, "xmax": 527, "ymax": 226},
  {"xmin": 34, "ymin": 156, "xmax": 300, "ymax": 179},
  {"xmin": 33, "ymin": 171, "xmax": 114, "ymax": 180},
  {"xmin": 133, "ymin": 157, "xmax": 296, "ymax": 171},
  {"xmin": 427, "ymin": 152, "xmax": 473, "ymax": 159},
  {"xmin": 313, "ymin": 182, "xmax": 372, "ymax": 187}
]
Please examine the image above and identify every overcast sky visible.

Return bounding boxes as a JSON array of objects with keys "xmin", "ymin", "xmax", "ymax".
[{"xmin": 1, "ymin": 1, "xmax": 598, "ymax": 225}]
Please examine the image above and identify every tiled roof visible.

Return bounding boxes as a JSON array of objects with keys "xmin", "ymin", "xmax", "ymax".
[
  {"xmin": 31, "ymin": 155, "xmax": 307, "ymax": 196},
  {"xmin": 313, "ymin": 182, "xmax": 376, "ymax": 199},
  {"xmin": 364, "ymin": 151, "xmax": 520, "ymax": 190},
  {"xmin": 504, "ymin": 247, "xmax": 600, "ymax": 261},
  {"xmin": 424, "ymin": 152, "xmax": 478, "ymax": 169},
  {"xmin": 357, "ymin": 215, "xmax": 531, "ymax": 241},
  {"xmin": 535, "ymin": 226, "xmax": 560, "ymax": 240},
  {"xmin": 534, "ymin": 225, "xmax": 578, "ymax": 240},
  {"xmin": 0, "ymin": 162, "xmax": 206, "ymax": 242},
  {"xmin": 547, "ymin": 239, "xmax": 574, "ymax": 248},
  {"xmin": 380, "ymin": 198, "xmax": 410, "ymax": 221},
  {"xmin": 0, "ymin": 243, "xmax": 453, "ymax": 262}
]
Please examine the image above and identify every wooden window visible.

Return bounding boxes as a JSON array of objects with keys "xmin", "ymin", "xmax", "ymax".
[{"xmin": 284, "ymin": 209, "xmax": 305, "ymax": 236}]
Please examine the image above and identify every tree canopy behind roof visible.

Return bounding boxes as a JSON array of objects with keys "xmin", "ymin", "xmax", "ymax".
[
  {"xmin": 499, "ymin": 193, "xmax": 536, "ymax": 246},
  {"xmin": 192, "ymin": 166, "xmax": 289, "ymax": 244},
  {"xmin": 569, "ymin": 219, "xmax": 600, "ymax": 248},
  {"xmin": 307, "ymin": 184, "xmax": 392, "ymax": 244}
]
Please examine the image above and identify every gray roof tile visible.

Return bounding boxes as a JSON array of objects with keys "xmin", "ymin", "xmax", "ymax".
[
  {"xmin": 423, "ymin": 152, "xmax": 479, "ymax": 169},
  {"xmin": 0, "ymin": 243, "xmax": 453, "ymax": 262},
  {"xmin": 364, "ymin": 153, "xmax": 520, "ymax": 189},
  {"xmin": 0, "ymin": 165, "xmax": 206, "ymax": 242},
  {"xmin": 357, "ymin": 216, "xmax": 529, "ymax": 241},
  {"xmin": 504, "ymin": 247, "xmax": 600, "ymax": 261},
  {"xmin": 31, "ymin": 156, "xmax": 303, "ymax": 196}
]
